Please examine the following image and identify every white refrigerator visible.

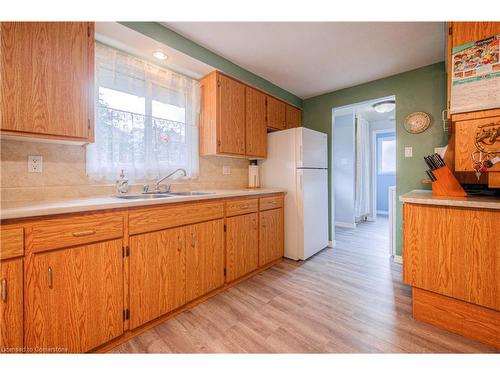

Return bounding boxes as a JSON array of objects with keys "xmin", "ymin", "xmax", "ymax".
[{"xmin": 259, "ymin": 127, "xmax": 329, "ymax": 260}]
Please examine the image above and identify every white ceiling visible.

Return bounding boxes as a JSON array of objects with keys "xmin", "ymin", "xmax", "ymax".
[
  {"xmin": 163, "ymin": 22, "xmax": 446, "ymax": 99},
  {"xmin": 95, "ymin": 22, "xmax": 214, "ymax": 79}
]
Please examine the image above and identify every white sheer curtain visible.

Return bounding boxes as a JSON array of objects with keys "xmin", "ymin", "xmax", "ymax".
[
  {"xmin": 354, "ymin": 114, "xmax": 371, "ymax": 220},
  {"xmin": 86, "ymin": 42, "xmax": 200, "ymax": 182}
]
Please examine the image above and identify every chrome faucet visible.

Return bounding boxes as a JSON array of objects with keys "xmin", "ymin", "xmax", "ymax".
[{"xmin": 143, "ymin": 168, "xmax": 187, "ymax": 193}]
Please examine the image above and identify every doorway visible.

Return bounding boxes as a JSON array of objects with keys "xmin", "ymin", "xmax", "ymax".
[{"xmin": 331, "ymin": 96, "xmax": 396, "ymax": 258}]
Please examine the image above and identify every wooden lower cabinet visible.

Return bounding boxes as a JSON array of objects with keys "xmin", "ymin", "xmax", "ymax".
[
  {"xmin": 25, "ymin": 239, "xmax": 124, "ymax": 353},
  {"xmin": 185, "ymin": 220, "xmax": 225, "ymax": 302},
  {"xmin": 129, "ymin": 226, "xmax": 186, "ymax": 329},
  {"xmin": 0, "ymin": 258, "xmax": 23, "ymax": 351},
  {"xmin": 259, "ymin": 208, "xmax": 284, "ymax": 266},
  {"xmin": 226, "ymin": 213, "xmax": 259, "ymax": 282}
]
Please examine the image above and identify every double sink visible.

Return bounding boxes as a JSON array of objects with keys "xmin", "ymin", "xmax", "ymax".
[{"xmin": 115, "ymin": 191, "xmax": 215, "ymax": 200}]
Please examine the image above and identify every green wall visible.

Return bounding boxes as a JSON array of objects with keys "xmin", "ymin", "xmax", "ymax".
[
  {"xmin": 120, "ymin": 22, "xmax": 303, "ymax": 108},
  {"xmin": 302, "ymin": 62, "xmax": 447, "ymax": 256}
]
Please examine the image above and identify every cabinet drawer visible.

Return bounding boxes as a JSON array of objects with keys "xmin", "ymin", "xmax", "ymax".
[
  {"xmin": 30, "ymin": 212, "xmax": 123, "ymax": 253},
  {"xmin": 129, "ymin": 201, "xmax": 224, "ymax": 235},
  {"xmin": 0, "ymin": 227, "xmax": 24, "ymax": 260},
  {"xmin": 260, "ymin": 195, "xmax": 283, "ymax": 211},
  {"xmin": 225, "ymin": 198, "xmax": 258, "ymax": 217}
]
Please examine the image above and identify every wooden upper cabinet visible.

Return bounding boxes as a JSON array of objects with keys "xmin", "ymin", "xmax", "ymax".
[
  {"xmin": 200, "ymin": 71, "xmax": 246, "ymax": 156},
  {"xmin": 245, "ymin": 87, "xmax": 267, "ymax": 158},
  {"xmin": 0, "ymin": 258, "xmax": 23, "ymax": 351},
  {"xmin": 266, "ymin": 95, "xmax": 286, "ymax": 130},
  {"xmin": 286, "ymin": 104, "xmax": 302, "ymax": 129},
  {"xmin": 25, "ymin": 239, "xmax": 123, "ymax": 353},
  {"xmin": 0, "ymin": 22, "xmax": 94, "ymax": 142},
  {"xmin": 448, "ymin": 22, "xmax": 500, "ymax": 120}
]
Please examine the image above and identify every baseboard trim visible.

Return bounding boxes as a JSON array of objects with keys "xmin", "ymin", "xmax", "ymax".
[
  {"xmin": 377, "ymin": 210, "xmax": 389, "ymax": 216},
  {"xmin": 335, "ymin": 221, "xmax": 356, "ymax": 229},
  {"xmin": 393, "ymin": 255, "xmax": 403, "ymax": 264},
  {"xmin": 413, "ymin": 287, "xmax": 500, "ymax": 348},
  {"xmin": 328, "ymin": 240, "xmax": 336, "ymax": 248}
]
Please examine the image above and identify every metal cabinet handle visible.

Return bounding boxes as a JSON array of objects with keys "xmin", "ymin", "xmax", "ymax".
[
  {"xmin": 191, "ymin": 233, "xmax": 197, "ymax": 247},
  {"xmin": 48, "ymin": 267, "xmax": 53, "ymax": 289},
  {"xmin": 72, "ymin": 229, "xmax": 96, "ymax": 237},
  {"xmin": 1, "ymin": 279, "xmax": 6, "ymax": 302},
  {"xmin": 240, "ymin": 205, "xmax": 250, "ymax": 209}
]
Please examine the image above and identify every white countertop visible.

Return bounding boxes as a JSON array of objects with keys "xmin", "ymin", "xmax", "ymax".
[
  {"xmin": 0, "ymin": 188, "xmax": 285, "ymax": 221},
  {"xmin": 399, "ymin": 190, "xmax": 500, "ymax": 210}
]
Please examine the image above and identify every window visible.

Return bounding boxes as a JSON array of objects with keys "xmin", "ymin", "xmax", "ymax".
[
  {"xmin": 377, "ymin": 135, "xmax": 396, "ymax": 174},
  {"xmin": 86, "ymin": 43, "xmax": 200, "ymax": 181}
]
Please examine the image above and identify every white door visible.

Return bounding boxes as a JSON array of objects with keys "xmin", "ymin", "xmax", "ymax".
[
  {"xmin": 296, "ymin": 128, "xmax": 328, "ymax": 169},
  {"xmin": 297, "ymin": 168, "xmax": 329, "ymax": 260}
]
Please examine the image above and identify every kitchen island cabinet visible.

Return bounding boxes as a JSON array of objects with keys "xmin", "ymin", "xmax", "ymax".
[{"xmin": 401, "ymin": 190, "xmax": 500, "ymax": 348}]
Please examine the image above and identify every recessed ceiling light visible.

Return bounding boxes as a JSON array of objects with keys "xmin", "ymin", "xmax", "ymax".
[
  {"xmin": 372, "ymin": 100, "xmax": 395, "ymax": 113},
  {"xmin": 152, "ymin": 51, "xmax": 167, "ymax": 60}
]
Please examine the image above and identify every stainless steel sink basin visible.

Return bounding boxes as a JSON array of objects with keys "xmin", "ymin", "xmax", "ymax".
[
  {"xmin": 168, "ymin": 191, "xmax": 215, "ymax": 196},
  {"xmin": 115, "ymin": 194, "xmax": 173, "ymax": 200}
]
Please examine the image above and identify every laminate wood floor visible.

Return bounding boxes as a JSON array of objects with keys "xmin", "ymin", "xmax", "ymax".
[{"xmin": 113, "ymin": 217, "xmax": 498, "ymax": 353}]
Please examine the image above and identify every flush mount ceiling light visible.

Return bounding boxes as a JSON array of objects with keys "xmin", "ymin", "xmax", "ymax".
[
  {"xmin": 372, "ymin": 100, "xmax": 395, "ymax": 113},
  {"xmin": 152, "ymin": 51, "xmax": 168, "ymax": 60}
]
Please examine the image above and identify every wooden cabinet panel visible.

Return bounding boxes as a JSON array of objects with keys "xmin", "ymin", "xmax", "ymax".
[
  {"xmin": 30, "ymin": 211, "xmax": 124, "ymax": 253},
  {"xmin": 286, "ymin": 104, "xmax": 301, "ymax": 129},
  {"xmin": 0, "ymin": 22, "xmax": 93, "ymax": 140},
  {"xmin": 259, "ymin": 208, "xmax": 284, "ymax": 267},
  {"xmin": 0, "ymin": 227, "xmax": 23, "ymax": 260},
  {"xmin": 129, "ymin": 201, "xmax": 224, "ymax": 235},
  {"xmin": 225, "ymin": 198, "xmax": 258, "ymax": 217},
  {"xmin": 259, "ymin": 194, "xmax": 284, "ymax": 211},
  {"xmin": 454, "ymin": 116, "xmax": 500, "ymax": 172},
  {"xmin": 245, "ymin": 87, "xmax": 267, "ymax": 158},
  {"xmin": 129, "ymin": 227, "xmax": 186, "ymax": 329},
  {"xmin": 266, "ymin": 96, "xmax": 286, "ymax": 130},
  {"xmin": 25, "ymin": 239, "xmax": 123, "ymax": 353},
  {"xmin": 226, "ymin": 213, "xmax": 259, "ymax": 283},
  {"xmin": 0, "ymin": 258, "xmax": 23, "ymax": 350},
  {"xmin": 218, "ymin": 74, "xmax": 246, "ymax": 155},
  {"xmin": 185, "ymin": 220, "xmax": 224, "ymax": 301},
  {"xmin": 403, "ymin": 203, "xmax": 499, "ymax": 310}
]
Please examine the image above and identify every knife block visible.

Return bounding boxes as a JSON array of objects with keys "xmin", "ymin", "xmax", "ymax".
[{"xmin": 431, "ymin": 166, "xmax": 467, "ymax": 197}]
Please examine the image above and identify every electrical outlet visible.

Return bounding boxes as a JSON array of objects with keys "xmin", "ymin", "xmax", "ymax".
[
  {"xmin": 28, "ymin": 155, "xmax": 43, "ymax": 173},
  {"xmin": 404, "ymin": 147, "xmax": 413, "ymax": 158},
  {"xmin": 222, "ymin": 165, "xmax": 231, "ymax": 175}
]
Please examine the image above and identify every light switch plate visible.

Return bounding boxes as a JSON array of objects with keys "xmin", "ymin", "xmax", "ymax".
[
  {"xmin": 28, "ymin": 155, "xmax": 43, "ymax": 173},
  {"xmin": 404, "ymin": 147, "xmax": 413, "ymax": 158},
  {"xmin": 222, "ymin": 165, "xmax": 231, "ymax": 175}
]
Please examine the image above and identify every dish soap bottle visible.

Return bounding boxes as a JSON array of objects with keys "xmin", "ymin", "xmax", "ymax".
[{"xmin": 116, "ymin": 169, "xmax": 129, "ymax": 195}]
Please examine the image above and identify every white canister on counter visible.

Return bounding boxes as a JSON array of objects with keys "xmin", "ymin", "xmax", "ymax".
[{"xmin": 248, "ymin": 160, "xmax": 260, "ymax": 188}]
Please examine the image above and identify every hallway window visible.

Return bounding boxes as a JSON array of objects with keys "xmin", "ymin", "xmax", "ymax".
[{"xmin": 378, "ymin": 136, "xmax": 395, "ymax": 174}]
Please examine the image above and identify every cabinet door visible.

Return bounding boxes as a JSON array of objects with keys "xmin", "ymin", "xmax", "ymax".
[
  {"xmin": 266, "ymin": 96, "xmax": 286, "ymax": 130},
  {"xmin": 0, "ymin": 258, "xmax": 23, "ymax": 351},
  {"xmin": 286, "ymin": 104, "xmax": 301, "ymax": 129},
  {"xmin": 185, "ymin": 220, "xmax": 224, "ymax": 302},
  {"xmin": 259, "ymin": 208, "xmax": 284, "ymax": 266},
  {"xmin": 0, "ymin": 22, "xmax": 93, "ymax": 139},
  {"xmin": 245, "ymin": 87, "xmax": 267, "ymax": 158},
  {"xmin": 455, "ymin": 116, "xmax": 500, "ymax": 172},
  {"xmin": 25, "ymin": 239, "xmax": 123, "ymax": 353},
  {"xmin": 218, "ymin": 74, "xmax": 246, "ymax": 155},
  {"xmin": 129, "ymin": 227, "xmax": 186, "ymax": 329},
  {"xmin": 226, "ymin": 213, "xmax": 259, "ymax": 283}
]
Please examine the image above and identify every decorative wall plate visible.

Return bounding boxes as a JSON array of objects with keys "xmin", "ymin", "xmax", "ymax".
[{"xmin": 403, "ymin": 112, "xmax": 431, "ymax": 134}]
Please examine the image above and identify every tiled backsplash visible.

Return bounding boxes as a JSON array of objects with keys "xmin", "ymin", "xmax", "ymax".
[{"xmin": 0, "ymin": 140, "xmax": 249, "ymax": 202}]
